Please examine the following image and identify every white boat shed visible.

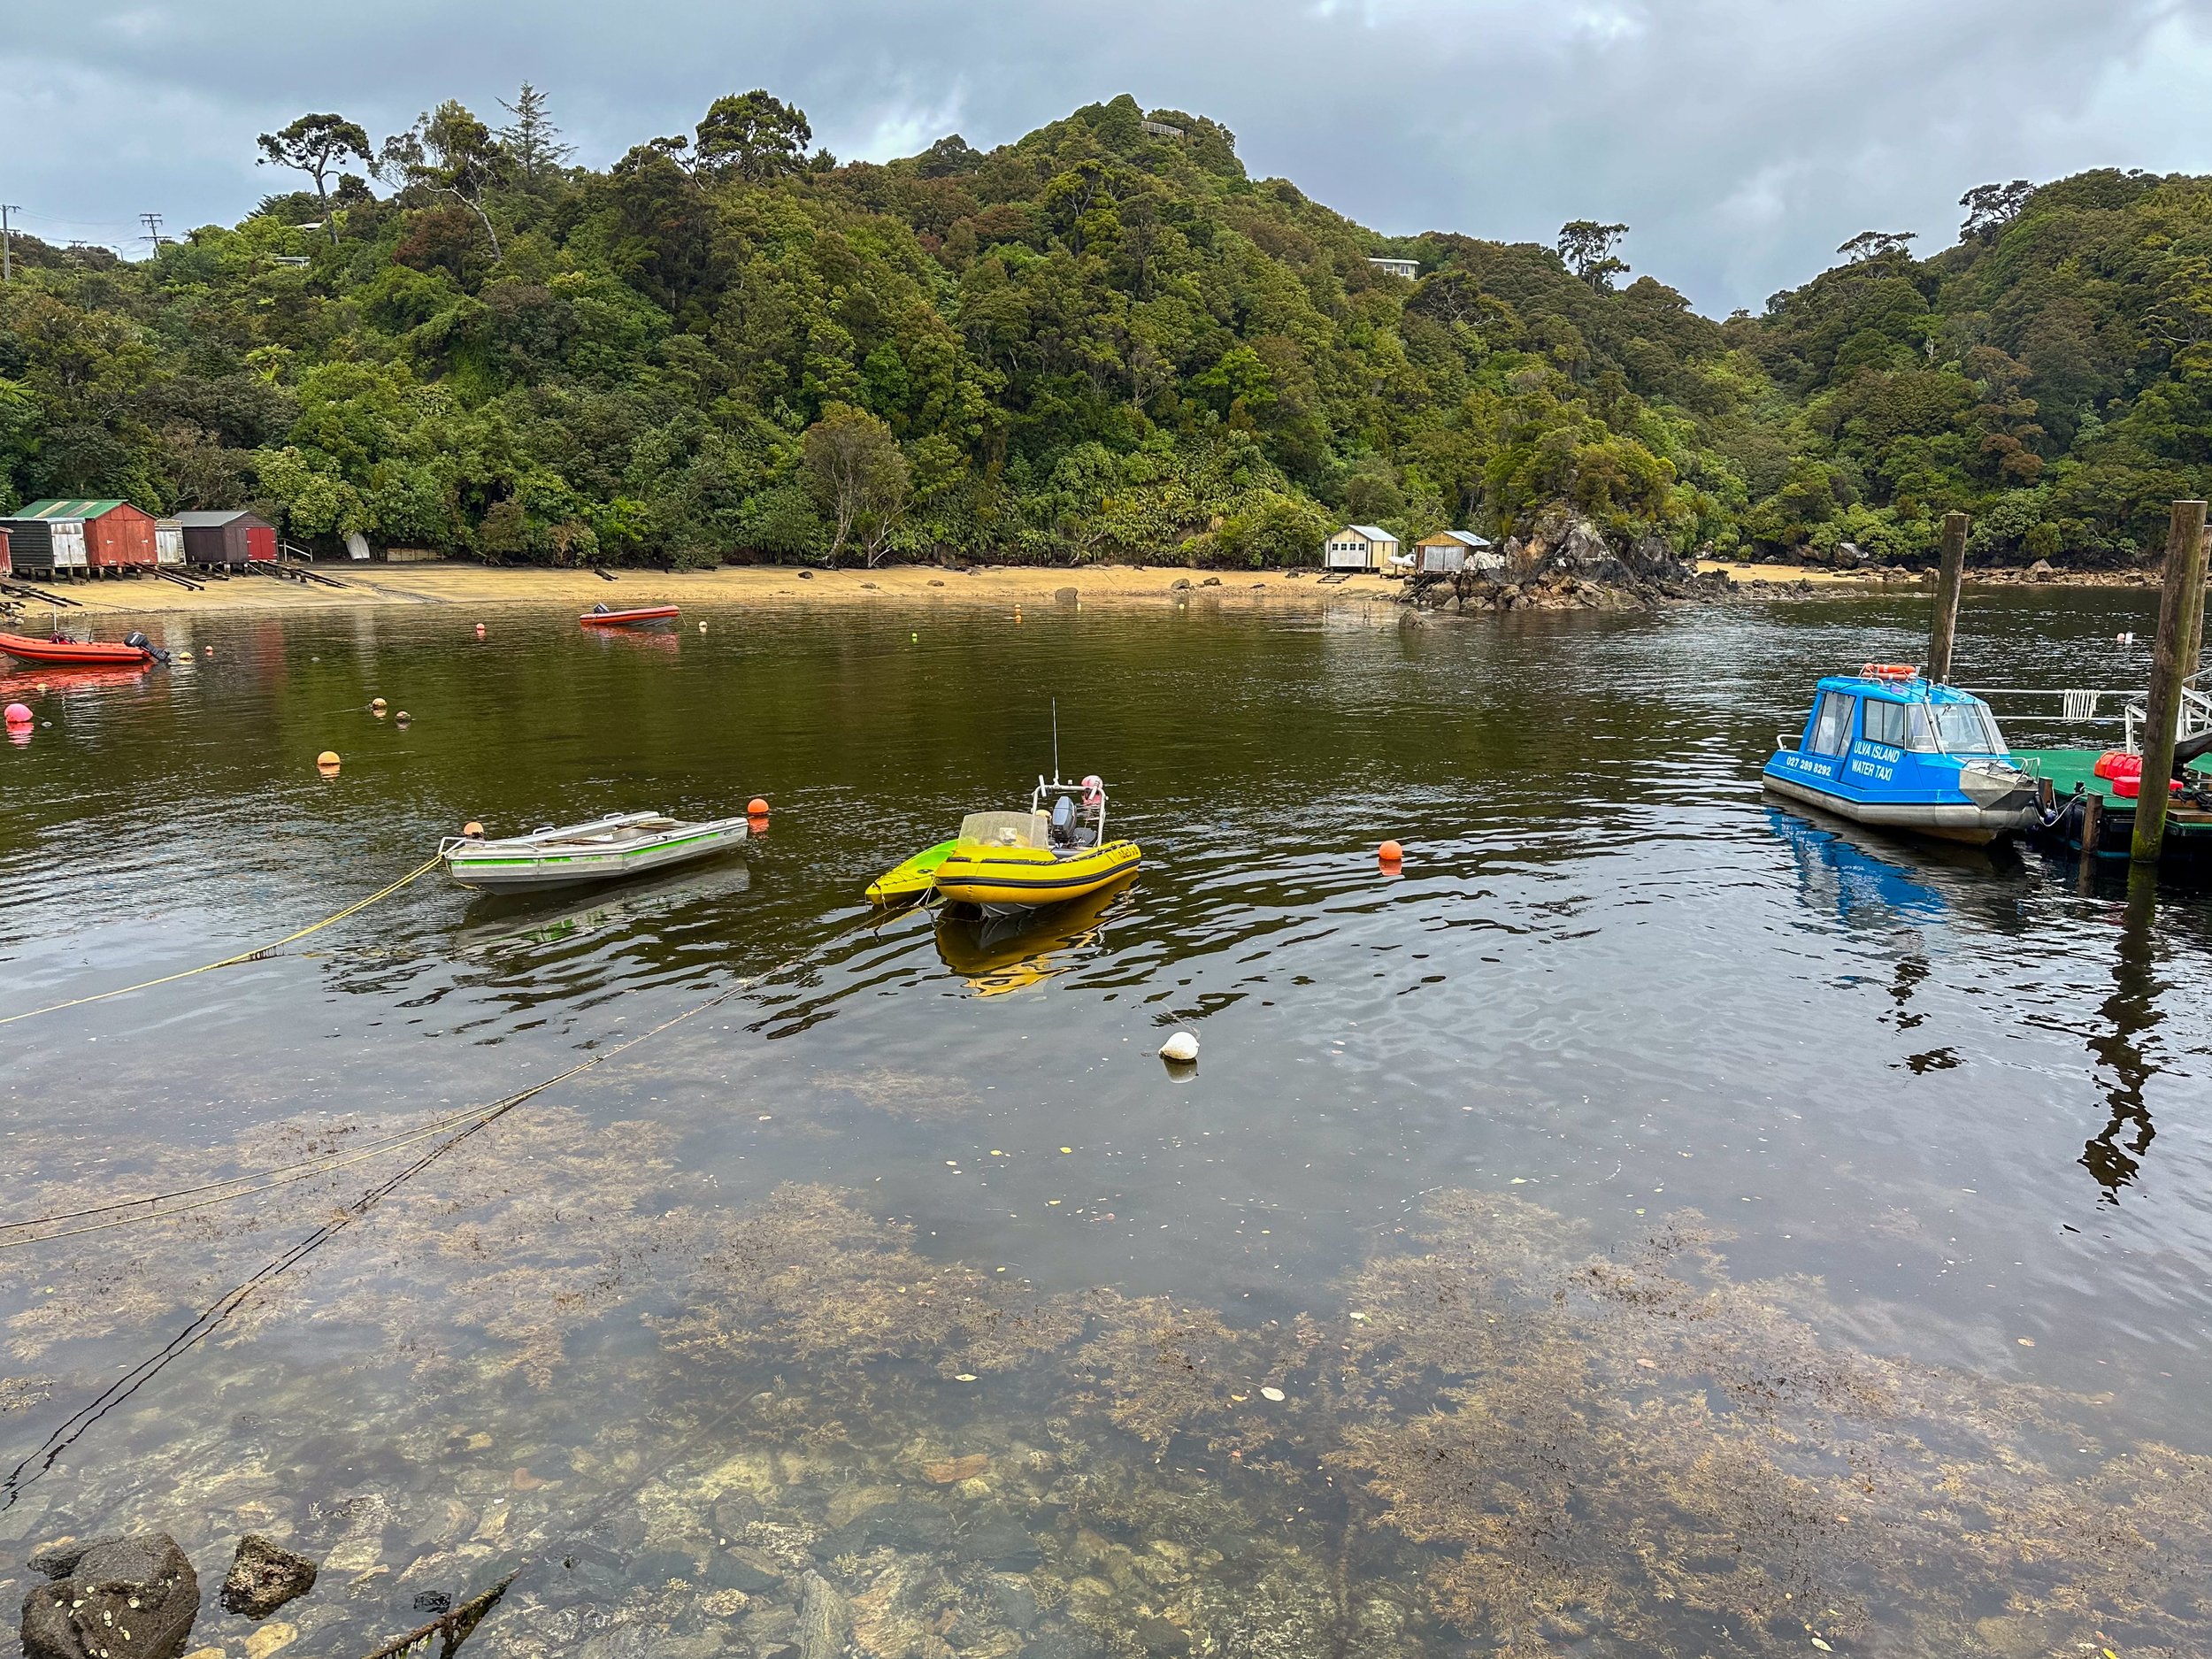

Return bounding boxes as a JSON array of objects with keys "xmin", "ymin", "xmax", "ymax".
[
  {"xmin": 1413, "ymin": 529, "xmax": 1502, "ymax": 574},
  {"xmin": 1324, "ymin": 525, "xmax": 1400, "ymax": 571}
]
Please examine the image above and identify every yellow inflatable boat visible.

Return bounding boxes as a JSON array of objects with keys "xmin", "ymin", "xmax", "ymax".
[{"xmin": 929, "ymin": 774, "xmax": 1141, "ymax": 918}]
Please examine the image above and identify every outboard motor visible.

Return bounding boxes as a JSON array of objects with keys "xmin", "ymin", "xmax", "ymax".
[{"xmin": 123, "ymin": 630, "xmax": 171, "ymax": 665}]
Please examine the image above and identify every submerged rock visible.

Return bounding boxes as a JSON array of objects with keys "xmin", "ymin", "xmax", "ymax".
[
  {"xmin": 795, "ymin": 1570, "xmax": 850, "ymax": 1659},
  {"xmin": 220, "ymin": 1534, "xmax": 319, "ymax": 1618},
  {"xmin": 21, "ymin": 1532, "xmax": 201, "ymax": 1659}
]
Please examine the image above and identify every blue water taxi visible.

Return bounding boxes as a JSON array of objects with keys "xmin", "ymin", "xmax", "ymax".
[{"xmin": 1763, "ymin": 664, "xmax": 2042, "ymax": 844}]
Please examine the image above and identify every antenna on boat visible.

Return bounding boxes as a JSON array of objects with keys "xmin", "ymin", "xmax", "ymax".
[{"xmin": 1051, "ymin": 698, "xmax": 1061, "ymax": 783}]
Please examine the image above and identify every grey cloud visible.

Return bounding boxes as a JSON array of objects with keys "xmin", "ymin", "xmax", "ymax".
[{"xmin": 4, "ymin": 0, "xmax": 2210, "ymax": 311}]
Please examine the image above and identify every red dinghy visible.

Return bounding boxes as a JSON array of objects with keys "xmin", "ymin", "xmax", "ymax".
[
  {"xmin": 0, "ymin": 630, "xmax": 161, "ymax": 666},
  {"xmin": 580, "ymin": 603, "xmax": 679, "ymax": 627}
]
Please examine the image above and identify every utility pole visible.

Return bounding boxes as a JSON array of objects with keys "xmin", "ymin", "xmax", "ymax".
[
  {"xmin": 138, "ymin": 211, "xmax": 165, "ymax": 251},
  {"xmin": 2131, "ymin": 499, "xmax": 2211, "ymax": 864},
  {"xmin": 1, "ymin": 204, "xmax": 18, "ymax": 285},
  {"xmin": 1928, "ymin": 511, "xmax": 1969, "ymax": 681}
]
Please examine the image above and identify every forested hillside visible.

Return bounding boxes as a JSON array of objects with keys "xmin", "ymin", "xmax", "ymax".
[{"xmin": 4, "ymin": 89, "xmax": 2209, "ymax": 569}]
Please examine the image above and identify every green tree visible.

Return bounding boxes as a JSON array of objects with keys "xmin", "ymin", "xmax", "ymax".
[
  {"xmin": 255, "ymin": 113, "xmax": 373, "ymax": 243},
  {"xmin": 1556, "ymin": 220, "xmax": 1629, "ymax": 290},
  {"xmin": 496, "ymin": 82, "xmax": 575, "ymax": 187},
  {"xmin": 380, "ymin": 101, "xmax": 508, "ymax": 259},
  {"xmin": 695, "ymin": 91, "xmax": 812, "ymax": 180},
  {"xmin": 803, "ymin": 404, "xmax": 910, "ymax": 565},
  {"xmin": 1837, "ymin": 230, "xmax": 1917, "ymax": 264},
  {"xmin": 1959, "ymin": 180, "xmax": 2034, "ymax": 241}
]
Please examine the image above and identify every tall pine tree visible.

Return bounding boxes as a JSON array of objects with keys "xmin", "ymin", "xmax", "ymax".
[{"xmin": 496, "ymin": 82, "xmax": 574, "ymax": 186}]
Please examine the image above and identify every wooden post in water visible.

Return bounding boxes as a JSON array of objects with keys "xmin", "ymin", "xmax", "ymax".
[
  {"xmin": 1928, "ymin": 511, "xmax": 1969, "ymax": 681},
  {"xmin": 2131, "ymin": 500, "xmax": 2211, "ymax": 863}
]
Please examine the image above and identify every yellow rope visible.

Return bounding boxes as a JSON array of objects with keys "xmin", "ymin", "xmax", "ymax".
[{"xmin": 0, "ymin": 855, "xmax": 445, "ymax": 1026}]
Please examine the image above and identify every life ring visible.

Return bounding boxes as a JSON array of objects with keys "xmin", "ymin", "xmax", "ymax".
[{"xmin": 1860, "ymin": 663, "xmax": 1919, "ymax": 680}]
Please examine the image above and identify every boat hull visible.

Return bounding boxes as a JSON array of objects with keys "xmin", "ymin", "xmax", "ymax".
[
  {"xmin": 442, "ymin": 815, "xmax": 748, "ymax": 891},
  {"xmin": 580, "ymin": 605, "xmax": 680, "ymax": 626},
  {"xmin": 1762, "ymin": 772, "xmax": 2039, "ymax": 846},
  {"xmin": 0, "ymin": 631, "xmax": 153, "ymax": 666},
  {"xmin": 867, "ymin": 840, "xmax": 956, "ymax": 904},
  {"xmin": 932, "ymin": 839, "xmax": 1141, "ymax": 916}
]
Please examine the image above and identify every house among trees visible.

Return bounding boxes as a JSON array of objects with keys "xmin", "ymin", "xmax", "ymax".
[
  {"xmin": 1413, "ymin": 530, "xmax": 1501, "ymax": 574},
  {"xmin": 1324, "ymin": 525, "xmax": 1400, "ymax": 571},
  {"xmin": 1367, "ymin": 257, "xmax": 1418, "ymax": 280}
]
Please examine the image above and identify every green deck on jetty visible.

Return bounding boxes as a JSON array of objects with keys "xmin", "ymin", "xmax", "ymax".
[
  {"xmin": 2011, "ymin": 747, "xmax": 2212, "ymax": 807},
  {"xmin": 2012, "ymin": 747, "xmax": 2212, "ymax": 849}
]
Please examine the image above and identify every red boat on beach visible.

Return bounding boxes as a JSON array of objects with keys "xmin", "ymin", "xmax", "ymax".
[
  {"xmin": 579, "ymin": 603, "xmax": 680, "ymax": 626},
  {"xmin": 0, "ymin": 629, "xmax": 165, "ymax": 666}
]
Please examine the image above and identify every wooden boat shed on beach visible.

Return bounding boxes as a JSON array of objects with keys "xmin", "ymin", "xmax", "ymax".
[
  {"xmin": 176, "ymin": 509, "xmax": 278, "ymax": 566},
  {"xmin": 3, "ymin": 499, "xmax": 157, "ymax": 575}
]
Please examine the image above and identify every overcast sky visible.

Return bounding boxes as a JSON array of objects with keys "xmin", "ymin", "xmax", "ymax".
[{"xmin": 5, "ymin": 0, "xmax": 2210, "ymax": 314}]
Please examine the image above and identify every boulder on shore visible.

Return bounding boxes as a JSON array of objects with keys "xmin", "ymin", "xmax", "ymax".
[
  {"xmin": 220, "ymin": 1534, "xmax": 319, "ymax": 1619},
  {"xmin": 21, "ymin": 1533, "xmax": 201, "ymax": 1659}
]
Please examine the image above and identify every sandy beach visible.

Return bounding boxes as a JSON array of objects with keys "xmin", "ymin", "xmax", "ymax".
[{"xmin": 1, "ymin": 561, "xmax": 1405, "ymax": 620}]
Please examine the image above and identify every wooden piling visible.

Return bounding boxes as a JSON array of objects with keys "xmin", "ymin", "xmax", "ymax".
[
  {"xmin": 2131, "ymin": 501, "xmax": 2210, "ymax": 863},
  {"xmin": 1927, "ymin": 511, "xmax": 1969, "ymax": 681},
  {"xmin": 2078, "ymin": 790, "xmax": 2103, "ymax": 885}
]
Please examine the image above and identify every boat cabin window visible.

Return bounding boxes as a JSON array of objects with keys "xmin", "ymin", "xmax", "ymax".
[
  {"xmin": 1861, "ymin": 698, "xmax": 1939, "ymax": 750},
  {"xmin": 959, "ymin": 810, "xmax": 1048, "ymax": 849},
  {"xmin": 1806, "ymin": 691, "xmax": 1856, "ymax": 757},
  {"xmin": 1931, "ymin": 698, "xmax": 2005, "ymax": 755}
]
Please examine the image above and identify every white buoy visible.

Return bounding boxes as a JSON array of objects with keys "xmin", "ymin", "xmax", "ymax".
[{"xmin": 1159, "ymin": 1031, "xmax": 1200, "ymax": 1063}]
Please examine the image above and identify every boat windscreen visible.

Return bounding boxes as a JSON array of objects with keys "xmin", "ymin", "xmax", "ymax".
[
  {"xmin": 959, "ymin": 810, "xmax": 1048, "ymax": 849},
  {"xmin": 1932, "ymin": 698, "xmax": 2005, "ymax": 755}
]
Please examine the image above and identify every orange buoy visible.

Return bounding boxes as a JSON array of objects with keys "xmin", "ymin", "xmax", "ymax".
[
  {"xmin": 316, "ymin": 750, "xmax": 341, "ymax": 771},
  {"xmin": 474, "ymin": 623, "xmax": 487, "ymax": 638},
  {"xmin": 4, "ymin": 703, "xmax": 31, "ymax": 726},
  {"xmin": 463, "ymin": 820, "xmax": 484, "ymax": 838},
  {"xmin": 1378, "ymin": 840, "xmax": 1404, "ymax": 864},
  {"xmin": 747, "ymin": 796, "xmax": 771, "ymax": 818}
]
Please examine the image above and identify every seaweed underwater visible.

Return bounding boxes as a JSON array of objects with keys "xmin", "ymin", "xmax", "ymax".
[{"xmin": 2, "ymin": 1114, "xmax": 2210, "ymax": 1658}]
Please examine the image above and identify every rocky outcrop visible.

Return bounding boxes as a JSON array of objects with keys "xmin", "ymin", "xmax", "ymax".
[
  {"xmin": 21, "ymin": 1534, "xmax": 200, "ymax": 1659},
  {"xmin": 219, "ymin": 1535, "xmax": 318, "ymax": 1619}
]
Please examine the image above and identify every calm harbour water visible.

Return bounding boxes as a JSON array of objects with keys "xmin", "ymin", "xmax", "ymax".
[{"xmin": 3, "ymin": 585, "xmax": 2210, "ymax": 1658}]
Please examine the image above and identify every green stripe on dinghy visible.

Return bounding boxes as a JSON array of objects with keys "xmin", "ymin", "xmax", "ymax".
[{"xmin": 869, "ymin": 840, "xmax": 956, "ymax": 899}]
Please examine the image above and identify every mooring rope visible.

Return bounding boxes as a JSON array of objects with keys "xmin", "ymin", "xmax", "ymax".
[
  {"xmin": 0, "ymin": 855, "xmax": 445, "ymax": 1025},
  {"xmin": 0, "ymin": 900, "xmax": 902, "ymax": 1507},
  {"xmin": 0, "ymin": 964, "xmax": 764, "ymax": 1506}
]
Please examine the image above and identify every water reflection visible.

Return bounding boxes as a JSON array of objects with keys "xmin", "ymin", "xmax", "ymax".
[
  {"xmin": 2083, "ymin": 871, "xmax": 2163, "ymax": 1202},
  {"xmin": 1768, "ymin": 807, "xmax": 1950, "ymax": 931},
  {"xmin": 932, "ymin": 876, "xmax": 1137, "ymax": 996}
]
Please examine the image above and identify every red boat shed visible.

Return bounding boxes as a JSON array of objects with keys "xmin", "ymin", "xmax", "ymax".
[
  {"xmin": 176, "ymin": 509, "xmax": 278, "ymax": 565},
  {"xmin": 15, "ymin": 499, "xmax": 158, "ymax": 571}
]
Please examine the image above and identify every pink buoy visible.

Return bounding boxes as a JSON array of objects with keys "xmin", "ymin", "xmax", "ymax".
[{"xmin": 4, "ymin": 703, "xmax": 31, "ymax": 726}]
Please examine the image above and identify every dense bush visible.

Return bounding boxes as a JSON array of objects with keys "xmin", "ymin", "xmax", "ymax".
[{"xmin": 4, "ymin": 98, "xmax": 2208, "ymax": 567}]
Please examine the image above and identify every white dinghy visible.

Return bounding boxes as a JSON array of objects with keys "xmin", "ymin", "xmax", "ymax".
[{"xmin": 440, "ymin": 810, "xmax": 749, "ymax": 893}]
